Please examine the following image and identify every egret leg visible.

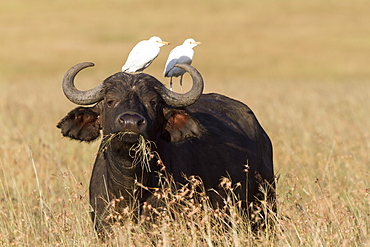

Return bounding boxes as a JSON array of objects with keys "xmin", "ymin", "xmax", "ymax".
[
  {"xmin": 180, "ymin": 75, "xmax": 183, "ymax": 93},
  {"xmin": 170, "ymin": 77, "xmax": 173, "ymax": 91}
]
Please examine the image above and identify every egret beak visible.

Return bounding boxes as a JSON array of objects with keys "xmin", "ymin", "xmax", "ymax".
[
  {"xmin": 159, "ymin": 41, "xmax": 170, "ymax": 45},
  {"xmin": 191, "ymin": 41, "xmax": 202, "ymax": 45}
]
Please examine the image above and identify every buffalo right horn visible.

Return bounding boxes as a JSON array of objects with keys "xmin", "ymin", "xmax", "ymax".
[
  {"xmin": 156, "ymin": 64, "xmax": 204, "ymax": 108},
  {"xmin": 62, "ymin": 62, "xmax": 105, "ymax": 105}
]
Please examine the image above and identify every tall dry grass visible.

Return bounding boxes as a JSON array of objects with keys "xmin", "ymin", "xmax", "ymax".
[{"xmin": 0, "ymin": 0, "xmax": 369, "ymax": 246}]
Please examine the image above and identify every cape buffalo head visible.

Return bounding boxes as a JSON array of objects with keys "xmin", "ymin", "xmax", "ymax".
[{"xmin": 57, "ymin": 62, "xmax": 204, "ymax": 155}]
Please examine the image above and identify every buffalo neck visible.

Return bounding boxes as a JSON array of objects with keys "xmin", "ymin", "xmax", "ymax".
[{"xmin": 103, "ymin": 143, "xmax": 152, "ymax": 202}]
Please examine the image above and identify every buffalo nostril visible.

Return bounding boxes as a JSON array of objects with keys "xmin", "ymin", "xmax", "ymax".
[
  {"xmin": 137, "ymin": 119, "xmax": 144, "ymax": 126},
  {"xmin": 118, "ymin": 115, "xmax": 126, "ymax": 123}
]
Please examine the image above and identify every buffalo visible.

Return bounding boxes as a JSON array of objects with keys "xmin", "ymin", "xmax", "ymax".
[{"xmin": 57, "ymin": 62, "xmax": 275, "ymax": 235}]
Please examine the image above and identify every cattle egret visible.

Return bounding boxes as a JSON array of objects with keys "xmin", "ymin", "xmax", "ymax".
[
  {"xmin": 122, "ymin": 36, "xmax": 170, "ymax": 73},
  {"xmin": 164, "ymin": 38, "xmax": 201, "ymax": 91}
]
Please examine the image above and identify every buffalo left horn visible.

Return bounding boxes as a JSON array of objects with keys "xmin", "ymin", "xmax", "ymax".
[
  {"xmin": 156, "ymin": 63, "xmax": 204, "ymax": 108},
  {"xmin": 62, "ymin": 62, "xmax": 105, "ymax": 105}
]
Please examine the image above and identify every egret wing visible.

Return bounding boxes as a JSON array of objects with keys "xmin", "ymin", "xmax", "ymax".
[{"xmin": 123, "ymin": 41, "xmax": 160, "ymax": 72}]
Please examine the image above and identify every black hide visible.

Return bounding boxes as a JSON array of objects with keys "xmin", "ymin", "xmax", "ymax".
[{"xmin": 57, "ymin": 71, "xmax": 275, "ymax": 234}]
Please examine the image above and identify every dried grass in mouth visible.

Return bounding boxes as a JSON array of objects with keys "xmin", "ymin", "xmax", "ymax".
[
  {"xmin": 129, "ymin": 135, "xmax": 155, "ymax": 173},
  {"xmin": 100, "ymin": 132, "xmax": 155, "ymax": 172}
]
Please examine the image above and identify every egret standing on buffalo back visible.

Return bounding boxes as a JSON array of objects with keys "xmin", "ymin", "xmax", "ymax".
[
  {"xmin": 122, "ymin": 36, "xmax": 170, "ymax": 73},
  {"xmin": 164, "ymin": 38, "xmax": 201, "ymax": 92}
]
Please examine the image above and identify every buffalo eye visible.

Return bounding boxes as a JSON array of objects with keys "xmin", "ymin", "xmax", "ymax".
[
  {"xmin": 106, "ymin": 99, "xmax": 116, "ymax": 108},
  {"xmin": 149, "ymin": 100, "xmax": 157, "ymax": 107}
]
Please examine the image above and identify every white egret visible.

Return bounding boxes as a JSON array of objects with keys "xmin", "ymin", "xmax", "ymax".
[
  {"xmin": 164, "ymin": 38, "xmax": 201, "ymax": 91},
  {"xmin": 122, "ymin": 36, "xmax": 170, "ymax": 73}
]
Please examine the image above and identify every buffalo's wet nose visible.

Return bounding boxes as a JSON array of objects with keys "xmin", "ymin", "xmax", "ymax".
[{"xmin": 118, "ymin": 113, "xmax": 146, "ymax": 131}]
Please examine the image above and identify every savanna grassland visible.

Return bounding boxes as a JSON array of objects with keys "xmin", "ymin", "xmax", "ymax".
[{"xmin": 0, "ymin": 0, "xmax": 369, "ymax": 246}]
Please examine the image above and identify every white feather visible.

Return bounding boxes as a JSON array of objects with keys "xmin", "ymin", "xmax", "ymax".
[{"xmin": 122, "ymin": 36, "xmax": 169, "ymax": 73}]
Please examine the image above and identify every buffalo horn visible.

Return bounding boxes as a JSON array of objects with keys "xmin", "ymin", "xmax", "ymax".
[
  {"xmin": 62, "ymin": 62, "xmax": 105, "ymax": 105},
  {"xmin": 156, "ymin": 64, "xmax": 204, "ymax": 107}
]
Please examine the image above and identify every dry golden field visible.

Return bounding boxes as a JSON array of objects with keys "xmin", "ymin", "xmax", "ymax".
[{"xmin": 0, "ymin": 0, "xmax": 369, "ymax": 246}]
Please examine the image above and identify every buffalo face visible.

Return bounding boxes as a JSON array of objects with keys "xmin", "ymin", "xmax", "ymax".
[
  {"xmin": 101, "ymin": 74, "xmax": 171, "ymax": 158},
  {"xmin": 57, "ymin": 62, "xmax": 204, "ymax": 148}
]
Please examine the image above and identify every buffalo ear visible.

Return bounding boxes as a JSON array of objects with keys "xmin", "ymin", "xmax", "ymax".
[
  {"xmin": 57, "ymin": 106, "xmax": 102, "ymax": 142},
  {"xmin": 163, "ymin": 108, "xmax": 203, "ymax": 142}
]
